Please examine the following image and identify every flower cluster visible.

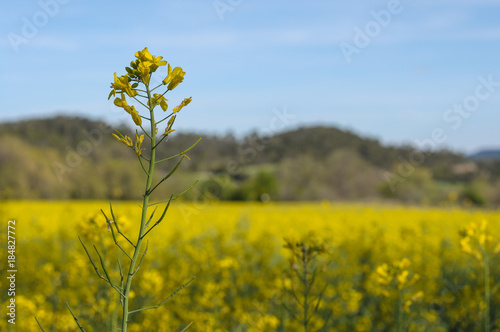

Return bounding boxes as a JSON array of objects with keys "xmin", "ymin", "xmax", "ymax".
[
  {"xmin": 376, "ymin": 258, "xmax": 423, "ymax": 313},
  {"xmin": 108, "ymin": 47, "xmax": 185, "ymax": 100},
  {"xmin": 460, "ymin": 220, "xmax": 500, "ymax": 262},
  {"xmin": 108, "ymin": 47, "xmax": 193, "ymax": 154}
]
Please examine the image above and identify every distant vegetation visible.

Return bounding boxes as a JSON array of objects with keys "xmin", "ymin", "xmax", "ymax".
[
  {"xmin": 469, "ymin": 149, "xmax": 500, "ymax": 161},
  {"xmin": 1, "ymin": 116, "xmax": 499, "ymax": 206}
]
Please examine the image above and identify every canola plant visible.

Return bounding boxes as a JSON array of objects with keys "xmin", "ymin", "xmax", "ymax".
[{"xmin": 0, "ymin": 201, "xmax": 499, "ymax": 331}]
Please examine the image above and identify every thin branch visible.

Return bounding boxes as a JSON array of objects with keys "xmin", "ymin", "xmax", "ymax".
[
  {"xmin": 94, "ymin": 245, "xmax": 126, "ymax": 297},
  {"xmin": 101, "ymin": 210, "xmax": 132, "ymax": 260},
  {"xmin": 118, "ymin": 259, "xmax": 125, "ymax": 308},
  {"xmin": 287, "ymin": 275, "xmax": 302, "ymax": 306},
  {"xmin": 148, "ymin": 156, "xmax": 185, "ymax": 195},
  {"xmin": 139, "ymin": 124, "xmax": 153, "ymax": 140},
  {"xmin": 319, "ymin": 309, "xmax": 334, "ymax": 331},
  {"xmin": 109, "ymin": 203, "xmax": 135, "ymax": 248},
  {"xmin": 34, "ymin": 317, "xmax": 46, "ymax": 331},
  {"xmin": 156, "ymin": 86, "xmax": 170, "ymax": 99},
  {"xmin": 145, "ymin": 206, "xmax": 158, "ymax": 229},
  {"xmin": 133, "ymin": 241, "xmax": 149, "ymax": 275},
  {"xmin": 139, "ymin": 154, "xmax": 150, "ymax": 162},
  {"xmin": 152, "ymin": 133, "xmax": 169, "ymax": 150},
  {"xmin": 156, "ymin": 112, "xmax": 174, "ymax": 125},
  {"xmin": 132, "ymin": 95, "xmax": 149, "ymax": 109},
  {"xmin": 308, "ymin": 268, "xmax": 318, "ymax": 290},
  {"xmin": 281, "ymin": 302, "xmax": 299, "ymax": 321},
  {"xmin": 79, "ymin": 236, "xmax": 109, "ymax": 282},
  {"xmin": 313, "ymin": 282, "xmax": 329, "ymax": 314},
  {"xmin": 66, "ymin": 302, "xmax": 88, "ymax": 332},
  {"xmin": 149, "ymin": 82, "xmax": 166, "ymax": 92},
  {"xmin": 155, "ymin": 138, "xmax": 202, "ymax": 164},
  {"xmin": 179, "ymin": 322, "xmax": 193, "ymax": 332},
  {"xmin": 173, "ymin": 180, "xmax": 199, "ymax": 200},
  {"xmin": 138, "ymin": 154, "xmax": 149, "ymax": 176},
  {"xmin": 142, "ymin": 195, "xmax": 173, "ymax": 239},
  {"xmin": 128, "ymin": 277, "xmax": 195, "ymax": 315},
  {"xmin": 148, "ymin": 198, "xmax": 173, "ymax": 207}
]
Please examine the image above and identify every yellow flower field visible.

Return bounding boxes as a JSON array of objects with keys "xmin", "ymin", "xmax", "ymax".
[{"xmin": 0, "ymin": 201, "xmax": 499, "ymax": 331}]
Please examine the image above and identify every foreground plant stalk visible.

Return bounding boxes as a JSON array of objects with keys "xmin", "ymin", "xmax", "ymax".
[
  {"xmin": 114, "ymin": 48, "xmax": 198, "ymax": 332},
  {"xmin": 121, "ymin": 84, "xmax": 157, "ymax": 330},
  {"xmin": 34, "ymin": 47, "xmax": 200, "ymax": 332}
]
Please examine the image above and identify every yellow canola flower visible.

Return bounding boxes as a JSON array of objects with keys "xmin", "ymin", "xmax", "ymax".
[
  {"xmin": 397, "ymin": 270, "xmax": 409, "ymax": 290},
  {"xmin": 407, "ymin": 273, "xmax": 420, "ymax": 287},
  {"xmin": 130, "ymin": 106, "xmax": 142, "ymax": 126},
  {"xmin": 460, "ymin": 237, "xmax": 472, "ymax": 254},
  {"xmin": 467, "ymin": 223, "xmax": 477, "ymax": 237},
  {"xmin": 376, "ymin": 264, "xmax": 390, "ymax": 279},
  {"xmin": 150, "ymin": 93, "xmax": 168, "ymax": 111},
  {"xmin": 114, "ymin": 94, "xmax": 141, "ymax": 125},
  {"xmin": 135, "ymin": 47, "xmax": 153, "ymax": 62},
  {"xmin": 167, "ymin": 115, "xmax": 176, "ymax": 129},
  {"xmin": 112, "ymin": 133, "xmax": 133, "ymax": 147},
  {"xmin": 163, "ymin": 66, "xmax": 186, "ymax": 90},
  {"xmin": 479, "ymin": 234, "xmax": 486, "ymax": 246},
  {"xmin": 404, "ymin": 290, "xmax": 424, "ymax": 313},
  {"xmin": 403, "ymin": 299, "xmax": 412, "ymax": 313},
  {"xmin": 113, "ymin": 93, "xmax": 134, "ymax": 114},
  {"xmin": 172, "ymin": 97, "xmax": 192, "ymax": 113},
  {"xmin": 150, "ymin": 56, "xmax": 167, "ymax": 72},
  {"xmin": 137, "ymin": 61, "xmax": 152, "ymax": 84},
  {"xmin": 376, "ymin": 264, "xmax": 391, "ymax": 286},
  {"xmin": 218, "ymin": 257, "xmax": 239, "ymax": 269},
  {"xmin": 459, "ymin": 220, "xmax": 498, "ymax": 262},
  {"xmin": 397, "ymin": 257, "xmax": 411, "ymax": 270},
  {"xmin": 412, "ymin": 290, "xmax": 424, "ymax": 302},
  {"xmin": 163, "ymin": 128, "xmax": 175, "ymax": 136},
  {"xmin": 113, "ymin": 93, "xmax": 127, "ymax": 108},
  {"xmin": 134, "ymin": 48, "xmax": 168, "ymax": 73},
  {"xmin": 134, "ymin": 132, "xmax": 145, "ymax": 156},
  {"xmin": 494, "ymin": 243, "xmax": 500, "ymax": 254},
  {"xmin": 109, "ymin": 73, "xmax": 137, "ymax": 99}
]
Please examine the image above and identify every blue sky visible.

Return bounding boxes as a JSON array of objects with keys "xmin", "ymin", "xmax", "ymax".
[{"xmin": 1, "ymin": 0, "xmax": 500, "ymax": 153}]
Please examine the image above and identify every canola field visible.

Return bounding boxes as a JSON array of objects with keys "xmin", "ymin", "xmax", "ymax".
[{"xmin": 1, "ymin": 201, "xmax": 499, "ymax": 331}]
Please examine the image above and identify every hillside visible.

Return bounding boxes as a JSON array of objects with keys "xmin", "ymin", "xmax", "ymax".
[
  {"xmin": 469, "ymin": 149, "xmax": 500, "ymax": 161},
  {"xmin": 0, "ymin": 116, "xmax": 499, "ymax": 205}
]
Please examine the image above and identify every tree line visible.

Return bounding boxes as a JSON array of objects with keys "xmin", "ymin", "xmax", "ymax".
[{"xmin": 0, "ymin": 116, "xmax": 499, "ymax": 206}]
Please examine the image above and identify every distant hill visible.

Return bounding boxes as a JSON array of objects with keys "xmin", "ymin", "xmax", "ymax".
[
  {"xmin": 247, "ymin": 126, "xmax": 467, "ymax": 170},
  {"xmin": 469, "ymin": 149, "xmax": 500, "ymax": 161},
  {"xmin": 0, "ymin": 116, "xmax": 498, "ymax": 205}
]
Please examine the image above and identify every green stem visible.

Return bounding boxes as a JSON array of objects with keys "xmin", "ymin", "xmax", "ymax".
[
  {"xmin": 397, "ymin": 289, "xmax": 403, "ymax": 332},
  {"xmin": 484, "ymin": 253, "xmax": 490, "ymax": 332},
  {"xmin": 121, "ymin": 82, "xmax": 157, "ymax": 332},
  {"xmin": 302, "ymin": 246, "xmax": 308, "ymax": 332}
]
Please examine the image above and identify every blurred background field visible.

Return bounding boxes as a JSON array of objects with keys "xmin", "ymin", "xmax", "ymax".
[
  {"xmin": 1, "ymin": 116, "xmax": 500, "ymax": 207},
  {"xmin": 1, "ymin": 201, "xmax": 499, "ymax": 331}
]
